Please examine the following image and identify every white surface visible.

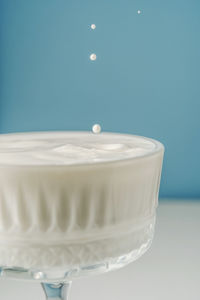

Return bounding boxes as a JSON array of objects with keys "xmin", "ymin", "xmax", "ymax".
[
  {"xmin": 0, "ymin": 200, "xmax": 200, "ymax": 300},
  {"xmin": 0, "ymin": 131, "xmax": 161, "ymax": 165}
]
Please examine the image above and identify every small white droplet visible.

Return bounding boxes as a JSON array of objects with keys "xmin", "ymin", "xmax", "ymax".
[
  {"xmin": 137, "ymin": 10, "xmax": 141, "ymax": 14},
  {"xmin": 92, "ymin": 124, "xmax": 101, "ymax": 134},
  {"xmin": 90, "ymin": 53, "xmax": 97, "ymax": 61},
  {"xmin": 91, "ymin": 24, "xmax": 96, "ymax": 30},
  {"xmin": 33, "ymin": 272, "xmax": 44, "ymax": 280}
]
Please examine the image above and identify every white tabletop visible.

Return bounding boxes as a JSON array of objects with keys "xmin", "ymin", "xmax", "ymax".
[{"xmin": 0, "ymin": 200, "xmax": 200, "ymax": 300}]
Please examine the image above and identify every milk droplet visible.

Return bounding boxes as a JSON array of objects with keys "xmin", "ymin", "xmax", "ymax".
[
  {"xmin": 91, "ymin": 24, "xmax": 96, "ymax": 30},
  {"xmin": 92, "ymin": 124, "xmax": 101, "ymax": 134},
  {"xmin": 33, "ymin": 272, "xmax": 44, "ymax": 280},
  {"xmin": 137, "ymin": 10, "xmax": 141, "ymax": 14},
  {"xmin": 90, "ymin": 53, "xmax": 97, "ymax": 61}
]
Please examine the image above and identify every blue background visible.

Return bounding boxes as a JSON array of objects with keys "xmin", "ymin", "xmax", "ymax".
[{"xmin": 0, "ymin": 0, "xmax": 199, "ymax": 198}]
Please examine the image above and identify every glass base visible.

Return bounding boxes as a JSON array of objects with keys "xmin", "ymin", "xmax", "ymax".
[
  {"xmin": 0, "ymin": 215, "xmax": 155, "ymax": 272},
  {"xmin": 0, "ymin": 218, "xmax": 155, "ymax": 299},
  {"xmin": 0, "ymin": 242, "xmax": 152, "ymax": 299},
  {"xmin": 0, "ymin": 236, "xmax": 152, "ymax": 283}
]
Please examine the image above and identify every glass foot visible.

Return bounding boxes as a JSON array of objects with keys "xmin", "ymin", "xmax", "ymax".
[{"xmin": 42, "ymin": 282, "xmax": 72, "ymax": 300}]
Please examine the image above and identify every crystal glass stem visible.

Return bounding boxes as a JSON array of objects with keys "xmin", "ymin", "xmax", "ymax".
[{"xmin": 42, "ymin": 282, "xmax": 72, "ymax": 300}]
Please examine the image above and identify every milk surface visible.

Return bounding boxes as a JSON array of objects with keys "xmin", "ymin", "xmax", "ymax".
[{"xmin": 0, "ymin": 131, "xmax": 160, "ymax": 165}]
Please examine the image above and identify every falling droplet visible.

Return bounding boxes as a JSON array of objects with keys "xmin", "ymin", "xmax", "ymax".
[
  {"xmin": 92, "ymin": 124, "xmax": 101, "ymax": 134},
  {"xmin": 137, "ymin": 10, "xmax": 141, "ymax": 14},
  {"xmin": 90, "ymin": 53, "xmax": 97, "ymax": 61},
  {"xmin": 91, "ymin": 24, "xmax": 96, "ymax": 30}
]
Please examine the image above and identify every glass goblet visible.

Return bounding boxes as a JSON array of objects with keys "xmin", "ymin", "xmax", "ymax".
[{"xmin": 0, "ymin": 132, "xmax": 164, "ymax": 300}]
